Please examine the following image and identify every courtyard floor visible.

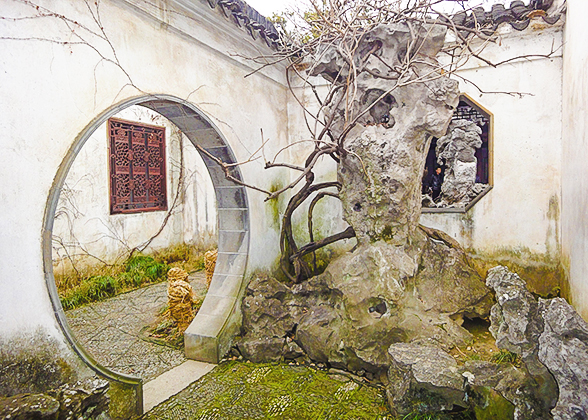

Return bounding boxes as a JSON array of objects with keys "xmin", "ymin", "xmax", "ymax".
[
  {"xmin": 66, "ymin": 271, "xmax": 208, "ymax": 381},
  {"xmin": 65, "ymin": 272, "xmax": 394, "ymax": 418}
]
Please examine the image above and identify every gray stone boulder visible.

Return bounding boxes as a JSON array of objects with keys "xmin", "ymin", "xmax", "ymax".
[
  {"xmin": 486, "ymin": 266, "xmax": 556, "ymax": 414},
  {"xmin": 486, "ymin": 266, "xmax": 544, "ymax": 358},
  {"xmin": 386, "ymin": 343, "xmax": 466, "ymax": 414},
  {"xmin": 538, "ymin": 298, "xmax": 588, "ymax": 420},
  {"xmin": 415, "ymin": 226, "xmax": 493, "ymax": 318}
]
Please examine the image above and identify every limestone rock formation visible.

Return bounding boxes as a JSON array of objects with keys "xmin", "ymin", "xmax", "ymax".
[
  {"xmin": 538, "ymin": 298, "xmax": 588, "ymax": 420},
  {"xmin": 486, "ymin": 266, "xmax": 557, "ymax": 419},
  {"xmin": 239, "ymin": 231, "xmax": 493, "ymax": 373},
  {"xmin": 371, "ymin": 267, "xmax": 588, "ymax": 420},
  {"xmin": 318, "ymin": 24, "xmax": 460, "ymax": 245},
  {"xmin": 384, "ymin": 342, "xmax": 555, "ymax": 419},
  {"xmin": 386, "ymin": 343, "xmax": 465, "ymax": 414},
  {"xmin": 436, "ymin": 119, "xmax": 483, "ymax": 206},
  {"xmin": 239, "ymin": 19, "xmax": 491, "ymax": 385}
]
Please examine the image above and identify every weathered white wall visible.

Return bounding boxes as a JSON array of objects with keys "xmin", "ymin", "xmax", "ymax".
[
  {"xmin": 561, "ymin": 0, "xmax": 588, "ymax": 320},
  {"xmin": 421, "ymin": 23, "xmax": 563, "ymax": 262},
  {"xmin": 52, "ymin": 105, "xmax": 216, "ymax": 272},
  {"xmin": 287, "ymin": 23, "xmax": 565, "ymax": 268},
  {"xmin": 0, "ymin": 0, "xmax": 289, "ymax": 342}
]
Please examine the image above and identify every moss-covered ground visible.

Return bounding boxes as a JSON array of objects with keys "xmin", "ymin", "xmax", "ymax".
[
  {"xmin": 140, "ymin": 361, "xmax": 486, "ymax": 419},
  {"xmin": 141, "ymin": 361, "xmax": 392, "ymax": 420}
]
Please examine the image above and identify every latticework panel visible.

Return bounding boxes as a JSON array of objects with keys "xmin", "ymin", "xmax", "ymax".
[{"xmin": 108, "ymin": 118, "xmax": 167, "ymax": 214}]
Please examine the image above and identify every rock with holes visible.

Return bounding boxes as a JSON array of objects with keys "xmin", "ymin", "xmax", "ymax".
[
  {"xmin": 310, "ymin": 23, "xmax": 459, "ymax": 245},
  {"xmin": 436, "ymin": 119, "xmax": 483, "ymax": 206},
  {"xmin": 486, "ymin": 266, "xmax": 559, "ymax": 419},
  {"xmin": 238, "ymin": 22, "xmax": 493, "ymax": 378},
  {"xmin": 538, "ymin": 297, "xmax": 588, "ymax": 420},
  {"xmin": 239, "ymin": 230, "xmax": 492, "ymax": 374}
]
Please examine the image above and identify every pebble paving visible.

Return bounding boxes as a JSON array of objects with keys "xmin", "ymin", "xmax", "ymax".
[
  {"xmin": 66, "ymin": 272, "xmax": 208, "ymax": 381},
  {"xmin": 141, "ymin": 361, "xmax": 392, "ymax": 420}
]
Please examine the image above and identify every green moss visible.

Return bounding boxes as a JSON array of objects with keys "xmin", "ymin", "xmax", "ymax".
[
  {"xmin": 267, "ymin": 180, "xmax": 286, "ymax": 230},
  {"xmin": 108, "ymin": 381, "xmax": 140, "ymax": 420},
  {"xmin": 141, "ymin": 361, "xmax": 390, "ymax": 419},
  {"xmin": 467, "ymin": 247, "xmax": 566, "ymax": 299},
  {"xmin": 470, "ymin": 387, "xmax": 515, "ymax": 420},
  {"xmin": 380, "ymin": 226, "xmax": 394, "ymax": 241}
]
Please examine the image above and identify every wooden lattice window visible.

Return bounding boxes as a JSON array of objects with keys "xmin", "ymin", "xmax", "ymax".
[{"xmin": 108, "ymin": 118, "xmax": 167, "ymax": 214}]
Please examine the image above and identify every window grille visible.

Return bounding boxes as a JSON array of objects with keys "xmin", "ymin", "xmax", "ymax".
[{"xmin": 108, "ymin": 118, "xmax": 167, "ymax": 214}]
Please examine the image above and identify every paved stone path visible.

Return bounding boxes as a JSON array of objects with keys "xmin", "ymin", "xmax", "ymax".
[
  {"xmin": 66, "ymin": 272, "xmax": 208, "ymax": 381},
  {"xmin": 140, "ymin": 361, "xmax": 392, "ymax": 419}
]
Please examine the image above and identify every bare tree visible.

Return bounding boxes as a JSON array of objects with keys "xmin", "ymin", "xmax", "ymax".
[{"xmin": 210, "ymin": 0, "xmax": 561, "ymax": 283}]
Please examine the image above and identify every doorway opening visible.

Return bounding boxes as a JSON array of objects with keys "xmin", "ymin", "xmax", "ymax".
[{"xmin": 43, "ymin": 95, "xmax": 250, "ymax": 414}]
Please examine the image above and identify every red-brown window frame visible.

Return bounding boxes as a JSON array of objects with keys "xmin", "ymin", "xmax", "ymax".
[{"xmin": 107, "ymin": 117, "xmax": 168, "ymax": 214}]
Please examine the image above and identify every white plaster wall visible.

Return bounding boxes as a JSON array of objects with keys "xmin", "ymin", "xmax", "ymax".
[
  {"xmin": 0, "ymin": 0, "xmax": 289, "ymax": 338},
  {"xmin": 421, "ymin": 24, "xmax": 564, "ymax": 259},
  {"xmin": 51, "ymin": 105, "xmax": 216, "ymax": 272},
  {"xmin": 285, "ymin": 80, "xmax": 354, "ymax": 253},
  {"xmin": 561, "ymin": 0, "xmax": 588, "ymax": 320},
  {"xmin": 287, "ymin": 26, "xmax": 564, "ymax": 261}
]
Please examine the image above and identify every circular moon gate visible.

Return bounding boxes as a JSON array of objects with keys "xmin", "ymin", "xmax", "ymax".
[{"xmin": 42, "ymin": 94, "xmax": 250, "ymax": 412}]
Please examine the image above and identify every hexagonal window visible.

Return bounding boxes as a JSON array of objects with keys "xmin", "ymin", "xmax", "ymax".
[{"xmin": 422, "ymin": 95, "xmax": 492, "ymax": 212}]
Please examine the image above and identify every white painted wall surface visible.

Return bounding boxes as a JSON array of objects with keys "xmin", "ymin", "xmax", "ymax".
[
  {"xmin": 287, "ymin": 24, "xmax": 564, "ymax": 264},
  {"xmin": 561, "ymin": 0, "xmax": 588, "ymax": 320},
  {"xmin": 51, "ymin": 105, "xmax": 217, "ymax": 272},
  {"xmin": 421, "ymin": 24, "xmax": 564, "ymax": 259},
  {"xmin": 0, "ymin": 0, "xmax": 289, "ymax": 339}
]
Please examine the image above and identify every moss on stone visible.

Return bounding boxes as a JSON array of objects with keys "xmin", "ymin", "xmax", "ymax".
[
  {"xmin": 470, "ymin": 387, "xmax": 515, "ymax": 420},
  {"xmin": 467, "ymin": 248, "xmax": 566, "ymax": 298},
  {"xmin": 141, "ymin": 361, "xmax": 391, "ymax": 419},
  {"xmin": 0, "ymin": 331, "xmax": 80, "ymax": 397},
  {"xmin": 108, "ymin": 381, "xmax": 140, "ymax": 420}
]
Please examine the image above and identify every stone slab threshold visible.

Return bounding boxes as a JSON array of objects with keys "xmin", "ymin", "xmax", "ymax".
[{"xmin": 143, "ymin": 360, "xmax": 216, "ymax": 412}]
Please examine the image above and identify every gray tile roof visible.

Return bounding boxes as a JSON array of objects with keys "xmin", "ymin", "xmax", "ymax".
[
  {"xmin": 206, "ymin": 0, "xmax": 280, "ymax": 48},
  {"xmin": 449, "ymin": 0, "xmax": 562, "ymax": 33}
]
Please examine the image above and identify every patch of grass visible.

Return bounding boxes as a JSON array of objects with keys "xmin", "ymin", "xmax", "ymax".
[
  {"xmin": 490, "ymin": 349, "xmax": 520, "ymax": 365},
  {"xmin": 56, "ymin": 243, "xmax": 213, "ymax": 311},
  {"xmin": 60, "ymin": 275, "xmax": 120, "ymax": 310},
  {"xmin": 59, "ymin": 255, "xmax": 169, "ymax": 310}
]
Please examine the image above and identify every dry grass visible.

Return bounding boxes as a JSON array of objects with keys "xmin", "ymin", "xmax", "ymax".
[{"xmin": 55, "ymin": 243, "xmax": 214, "ymax": 310}]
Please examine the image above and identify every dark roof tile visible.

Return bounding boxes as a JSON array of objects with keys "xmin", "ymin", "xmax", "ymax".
[
  {"xmin": 452, "ymin": 0, "xmax": 562, "ymax": 33},
  {"xmin": 207, "ymin": 0, "xmax": 279, "ymax": 48}
]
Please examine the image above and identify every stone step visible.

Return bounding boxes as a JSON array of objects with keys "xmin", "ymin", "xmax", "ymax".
[{"xmin": 142, "ymin": 360, "xmax": 216, "ymax": 412}]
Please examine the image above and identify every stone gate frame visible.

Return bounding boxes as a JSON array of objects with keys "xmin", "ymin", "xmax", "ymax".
[{"xmin": 42, "ymin": 94, "xmax": 250, "ymax": 408}]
